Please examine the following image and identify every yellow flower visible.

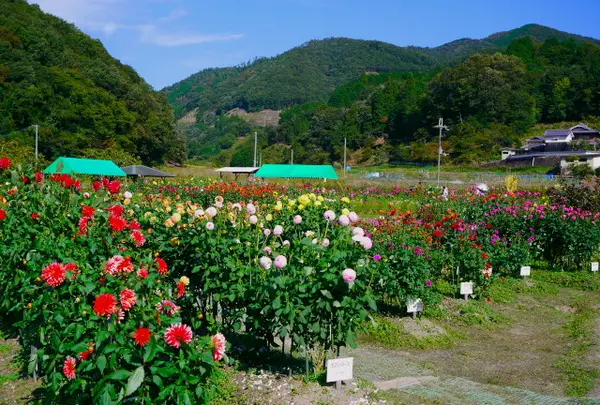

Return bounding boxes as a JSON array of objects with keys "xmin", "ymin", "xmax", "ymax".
[
  {"xmin": 298, "ymin": 195, "xmax": 310, "ymax": 205},
  {"xmin": 165, "ymin": 206, "xmax": 172, "ymax": 213},
  {"xmin": 266, "ymin": 214, "xmax": 273, "ymax": 221},
  {"xmin": 170, "ymin": 237, "xmax": 180, "ymax": 246},
  {"xmin": 171, "ymin": 213, "xmax": 181, "ymax": 223},
  {"xmin": 314, "ymin": 200, "xmax": 322, "ymax": 206},
  {"xmin": 288, "ymin": 199, "xmax": 296, "ymax": 207},
  {"xmin": 82, "ymin": 311, "xmax": 87, "ymax": 316},
  {"xmin": 341, "ymin": 197, "xmax": 350, "ymax": 204},
  {"xmin": 298, "ymin": 204, "xmax": 305, "ymax": 210},
  {"xmin": 309, "ymin": 193, "xmax": 316, "ymax": 201},
  {"xmin": 180, "ymin": 276, "xmax": 190, "ymax": 286},
  {"xmin": 274, "ymin": 201, "xmax": 283, "ymax": 211},
  {"xmin": 342, "ymin": 208, "xmax": 350, "ymax": 215},
  {"xmin": 165, "ymin": 218, "xmax": 174, "ymax": 228},
  {"xmin": 317, "ymin": 196, "xmax": 324, "ymax": 202},
  {"xmin": 124, "ymin": 198, "xmax": 131, "ymax": 205}
]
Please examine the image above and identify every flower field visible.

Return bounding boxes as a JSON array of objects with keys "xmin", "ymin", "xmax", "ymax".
[{"xmin": 1, "ymin": 158, "xmax": 600, "ymax": 404}]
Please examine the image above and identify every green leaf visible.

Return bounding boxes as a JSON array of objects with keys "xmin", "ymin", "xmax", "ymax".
[
  {"xmin": 97, "ymin": 355, "xmax": 107, "ymax": 374},
  {"xmin": 100, "ymin": 390, "xmax": 113, "ymax": 405},
  {"xmin": 181, "ymin": 391, "xmax": 192, "ymax": 405},
  {"xmin": 125, "ymin": 366, "xmax": 144, "ymax": 396},
  {"xmin": 333, "ymin": 300, "xmax": 341, "ymax": 308},
  {"xmin": 106, "ymin": 370, "xmax": 131, "ymax": 380},
  {"xmin": 320, "ymin": 290, "xmax": 333, "ymax": 299},
  {"xmin": 143, "ymin": 338, "xmax": 158, "ymax": 363},
  {"xmin": 152, "ymin": 375, "xmax": 163, "ymax": 388}
]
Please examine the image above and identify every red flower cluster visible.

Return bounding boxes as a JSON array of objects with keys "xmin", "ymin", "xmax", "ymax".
[
  {"xmin": 49, "ymin": 174, "xmax": 81, "ymax": 191},
  {"xmin": 0, "ymin": 209, "xmax": 6, "ymax": 221},
  {"xmin": 93, "ymin": 293, "xmax": 117, "ymax": 317},
  {"xmin": 0, "ymin": 157, "xmax": 11, "ymax": 170},
  {"xmin": 41, "ymin": 262, "xmax": 76, "ymax": 287},
  {"xmin": 105, "ymin": 255, "xmax": 134, "ymax": 276}
]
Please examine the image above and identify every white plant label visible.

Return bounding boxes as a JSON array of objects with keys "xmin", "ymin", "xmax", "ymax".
[
  {"xmin": 326, "ymin": 357, "xmax": 353, "ymax": 383},
  {"xmin": 460, "ymin": 282, "xmax": 473, "ymax": 296},
  {"xmin": 407, "ymin": 298, "xmax": 423, "ymax": 314},
  {"xmin": 520, "ymin": 266, "xmax": 531, "ymax": 277},
  {"xmin": 592, "ymin": 262, "xmax": 599, "ymax": 272}
]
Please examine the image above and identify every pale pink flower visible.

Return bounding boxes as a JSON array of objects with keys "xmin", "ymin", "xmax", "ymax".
[
  {"xmin": 324, "ymin": 210, "xmax": 336, "ymax": 221},
  {"xmin": 305, "ymin": 230, "xmax": 315, "ymax": 238},
  {"xmin": 338, "ymin": 215, "xmax": 350, "ymax": 226},
  {"xmin": 322, "ymin": 238, "xmax": 330, "ymax": 247},
  {"xmin": 348, "ymin": 212, "xmax": 359, "ymax": 223},
  {"xmin": 282, "ymin": 240, "xmax": 290, "ymax": 246},
  {"xmin": 274, "ymin": 255, "xmax": 287, "ymax": 269},
  {"xmin": 312, "ymin": 238, "xmax": 319, "ymax": 244},
  {"xmin": 194, "ymin": 209, "xmax": 204, "ymax": 217},
  {"xmin": 215, "ymin": 201, "xmax": 223, "ymax": 208},
  {"xmin": 246, "ymin": 203, "xmax": 256, "ymax": 215},
  {"xmin": 211, "ymin": 333, "xmax": 226, "ymax": 361},
  {"xmin": 342, "ymin": 268, "xmax": 356, "ymax": 283},
  {"xmin": 360, "ymin": 237, "xmax": 373, "ymax": 250},
  {"xmin": 293, "ymin": 215, "xmax": 302, "ymax": 224},
  {"xmin": 249, "ymin": 215, "xmax": 258, "ymax": 224},
  {"xmin": 259, "ymin": 256, "xmax": 272, "ymax": 269},
  {"xmin": 264, "ymin": 247, "xmax": 272, "ymax": 255},
  {"xmin": 273, "ymin": 225, "xmax": 284, "ymax": 236},
  {"xmin": 352, "ymin": 227, "xmax": 365, "ymax": 237},
  {"xmin": 263, "ymin": 228, "xmax": 271, "ymax": 236},
  {"xmin": 206, "ymin": 221, "xmax": 215, "ymax": 230},
  {"xmin": 206, "ymin": 207, "xmax": 217, "ymax": 218}
]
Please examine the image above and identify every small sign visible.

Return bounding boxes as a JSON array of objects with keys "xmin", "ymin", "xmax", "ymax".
[
  {"xmin": 592, "ymin": 262, "xmax": 599, "ymax": 273},
  {"xmin": 460, "ymin": 282, "xmax": 473, "ymax": 296},
  {"xmin": 407, "ymin": 298, "xmax": 423, "ymax": 314},
  {"xmin": 520, "ymin": 266, "xmax": 531, "ymax": 277},
  {"xmin": 326, "ymin": 357, "xmax": 354, "ymax": 383}
]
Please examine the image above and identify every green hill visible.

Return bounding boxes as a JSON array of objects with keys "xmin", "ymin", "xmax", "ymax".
[
  {"xmin": 163, "ymin": 24, "xmax": 600, "ymax": 121},
  {"xmin": 0, "ymin": 0, "xmax": 183, "ymax": 165}
]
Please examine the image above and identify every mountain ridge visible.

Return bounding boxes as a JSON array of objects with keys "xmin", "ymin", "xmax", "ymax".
[{"xmin": 163, "ymin": 24, "xmax": 600, "ymax": 119}]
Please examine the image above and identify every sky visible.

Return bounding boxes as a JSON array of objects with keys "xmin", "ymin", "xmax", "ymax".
[{"xmin": 31, "ymin": 0, "xmax": 600, "ymax": 90}]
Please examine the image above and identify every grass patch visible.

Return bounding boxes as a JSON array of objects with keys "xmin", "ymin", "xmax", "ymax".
[
  {"xmin": 452, "ymin": 301, "xmax": 508, "ymax": 327},
  {"xmin": 532, "ymin": 271, "xmax": 600, "ymax": 292},
  {"xmin": 0, "ymin": 372, "xmax": 19, "ymax": 385},
  {"xmin": 555, "ymin": 295, "xmax": 600, "ymax": 397},
  {"xmin": 0, "ymin": 343, "xmax": 12, "ymax": 354},
  {"xmin": 359, "ymin": 315, "xmax": 458, "ymax": 350}
]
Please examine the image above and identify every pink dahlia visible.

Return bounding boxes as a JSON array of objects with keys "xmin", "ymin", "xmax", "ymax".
[
  {"xmin": 211, "ymin": 333, "xmax": 227, "ymax": 361},
  {"xmin": 130, "ymin": 229, "xmax": 146, "ymax": 247},
  {"xmin": 273, "ymin": 225, "xmax": 284, "ymax": 236},
  {"xmin": 41, "ymin": 263, "xmax": 67, "ymax": 287},
  {"xmin": 157, "ymin": 300, "xmax": 180, "ymax": 316},
  {"xmin": 164, "ymin": 323, "xmax": 193, "ymax": 349},
  {"xmin": 342, "ymin": 268, "xmax": 356, "ymax": 283},
  {"xmin": 338, "ymin": 215, "xmax": 350, "ymax": 226},
  {"xmin": 120, "ymin": 289, "xmax": 137, "ymax": 311},
  {"xmin": 155, "ymin": 258, "xmax": 168, "ymax": 275},
  {"xmin": 293, "ymin": 215, "xmax": 302, "ymax": 224},
  {"xmin": 324, "ymin": 210, "xmax": 336, "ymax": 221},
  {"xmin": 259, "ymin": 256, "xmax": 272, "ymax": 270},
  {"xmin": 63, "ymin": 356, "xmax": 76, "ymax": 379},
  {"xmin": 274, "ymin": 255, "xmax": 287, "ymax": 269}
]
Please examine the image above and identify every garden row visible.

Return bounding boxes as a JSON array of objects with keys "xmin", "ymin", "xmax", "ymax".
[{"xmin": 1, "ymin": 157, "xmax": 599, "ymax": 404}]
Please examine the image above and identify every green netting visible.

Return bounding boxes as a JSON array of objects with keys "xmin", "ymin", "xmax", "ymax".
[
  {"xmin": 255, "ymin": 164, "xmax": 339, "ymax": 179},
  {"xmin": 44, "ymin": 157, "xmax": 126, "ymax": 176}
]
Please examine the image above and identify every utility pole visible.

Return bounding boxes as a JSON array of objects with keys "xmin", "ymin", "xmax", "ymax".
[
  {"xmin": 343, "ymin": 137, "xmax": 347, "ymax": 177},
  {"xmin": 433, "ymin": 118, "xmax": 448, "ymax": 187},
  {"xmin": 253, "ymin": 131, "xmax": 258, "ymax": 167},
  {"xmin": 34, "ymin": 124, "xmax": 39, "ymax": 160},
  {"xmin": 290, "ymin": 149, "xmax": 294, "ymax": 165}
]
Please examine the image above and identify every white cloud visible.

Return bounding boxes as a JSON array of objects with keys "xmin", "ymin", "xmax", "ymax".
[
  {"xmin": 30, "ymin": 0, "xmax": 243, "ymax": 47},
  {"xmin": 138, "ymin": 25, "xmax": 244, "ymax": 47},
  {"xmin": 158, "ymin": 8, "xmax": 189, "ymax": 22}
]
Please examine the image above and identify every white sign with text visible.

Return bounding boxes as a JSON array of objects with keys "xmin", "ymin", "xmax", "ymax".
[
  {"xmin": 407, "ymin": 298, "xmax": 424, "ymax": 314},
  {"xmin": 520, "ymin": 266, "xmax": 531, "ymax": 277},
  {"xmin": 460, "ymin": 282, "xmax": 473, "ymax": 296},
  {"xmin": 326, "ymin": 357, "xmax": 354, "ymax": 383},
  {"xmin": 592, "ymin": 262, "xmax": 599, "ymax": 272}
]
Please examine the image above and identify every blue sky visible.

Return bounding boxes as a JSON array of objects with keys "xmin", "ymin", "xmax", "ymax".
[{"xmin": 31, "ymin": 0, "xmax": 600, "ymax": 90}]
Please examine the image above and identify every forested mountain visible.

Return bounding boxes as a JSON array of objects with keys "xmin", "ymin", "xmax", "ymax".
[
  {"xmin": 164, "ymin": 24, "xmax": 599, "ymax": 120},
  {"xmin": 185, "ymin": 35, "xmax": 600, "ymax": 166},
  {"xmin": 0, "ymin": 0, "xmax": 184, "ymax": 165}
]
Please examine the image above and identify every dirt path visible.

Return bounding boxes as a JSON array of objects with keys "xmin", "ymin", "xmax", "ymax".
[{"xmin": 0, "ymin": 338, "xmax": 38, "ymax": 405}]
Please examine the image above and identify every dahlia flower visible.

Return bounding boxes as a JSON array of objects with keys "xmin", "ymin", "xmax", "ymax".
[
  {"xmin": 274, "ymin": 255, "xmax": 287, "ymax": 269},
  {"xmin": 342, "ymin": 268, "xmax": 356, "ymax": 283},
  {"xmin": 273, "ymin": 225, "xmax": 284, "ymax": 236},
  {"xmin": 164, "ymin": 323, "xmax": 193, "ymax": 348},
  {"xmin": 206, "ymin": 207, "xmax": 217, "ymax": 218},
  {"xmin": 338, "ymin": 215, "xmax": 350, "ymax": 226},
  {"xmin": 133, "ymin": 327, "xmax": 151, "ymax": 347},
  {"xmin": 120, "ymin": 289, "xmax": 137, "ymax": 311},
  {"xmin": 293, "ymin": 215, "xmax": 302, "ymax": 224},
  {"xmin": 41, "ymin": 262, "xmax": 67, "ymax": 287},
  {"xmin": 63, "ymin": 356, "xmax": 76, "ymax": 379},
  {"xmin": 324, "ymin": 210, "xmax": 336, "ymax": 221},
  {"xmin": 94, "ymin": 294, "xmax": 118, "ymax": 317},
  {"xmin": 211, "ymin": 333, "xmax": 227, "ymax": 361},
  {"xmin": 259, "ymin": 256, "xmax": 272, "ymax": 269}
]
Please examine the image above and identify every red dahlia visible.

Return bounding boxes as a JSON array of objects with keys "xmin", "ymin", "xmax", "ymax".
[
  {"xmin": 92, "ymin": 181, "xmax": 102, "ymax": 191},
  {"xmin": 63, "ymin": 356, "xmax": 76, "ymax": 379},
  {"xmin": 155, "ymin": 258, "xmax": 168, "ymax": 275},
  {"xmin": 176, "ymin": 282, "xmax": 186, "ymax": 298},
  {"xmin": 164, "ymin": 324, "xmax": 193, "ymax": 349},
  {"xmin": 109, "ymin": 215, "xmax": 128, "ymax": 232},
  {"xmin": 120, "ymin": 289, "xmax": 137, "ymax": 311},
  {"xmin": 0, "ymin": 209, "xmax": 6, "ymax": 221},
  {"xmin": 41, "ymin": 263, "xmax": 67, "ymax": 287},
  {"xmin": 0, "ymin": 157, "xmax": 11, "ymax": 170},
  {"xmin": 133, "ymin": 327, "xmax": 151, "ymax": 346},
  {"xmin": 157, "ymin": 300, "xmax": 180, "ymax": 316},
  {"xmin": 78, "ymin": 346, "xmax": 94, "ymax": 361},
  {"xmin": 130, "ymin": 230, "xmax": 146, "ymax": 247},
  {"xmin": 107, "ymin": 180, "xmax": 121, "ymax": 194},
  {"xmin": 108, "ymin": 205, "xmax": 124, "ymax": 216},
  {"xmin": 31, "ymin": 213, "xmax": 40, "ymax": 221},
  {"xmin": 93, "ymin": 293, "xmax": 117, "ymax": 317},
  {"xmin": 35, "ymin": 172, "xmax": 44, "ymax": 182},
  {"xmin": 78, "ymin": 217, "xmax": 89, "ymax": 235},
  {"xmin": 128, "ymin": 221, "xmax": 141, "ymax": 230},
  {"xmin": 82, "ymin": 206, "xmax": 95, "ymax": 218},
  {"xmin": 137, "ymin": 267, "xmax": 149, "ymax": 279}
]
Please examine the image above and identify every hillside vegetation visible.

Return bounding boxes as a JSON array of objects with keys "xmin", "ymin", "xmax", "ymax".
[
  {"xmin": 0, "ymin": 0, "xmax": 184, "ymax": 165},
  {"xmin": 183, "ymin": 34, "xmax": 600, "ymax": 166}
]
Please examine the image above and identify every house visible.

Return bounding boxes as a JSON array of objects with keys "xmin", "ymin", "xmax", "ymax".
[
  {"xmin": 560, "ymin": 153, "xmax": 600, "ymax": 174},
  {"xmin": 569, "ymin": 123, "xmax": 600, "ymax": 140},
  {"xmin": 501, "ymin": 148, "xmax": 516, "ymax": 160}
]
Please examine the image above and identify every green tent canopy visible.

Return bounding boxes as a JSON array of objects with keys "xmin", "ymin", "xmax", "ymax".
[
  {"xmin": 255, "ymin": 164, "xmax": 339, "ymax": 180},
  {"xmin": 44, "ymin": 157, "xmax": 126, "ymax": 177}
]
